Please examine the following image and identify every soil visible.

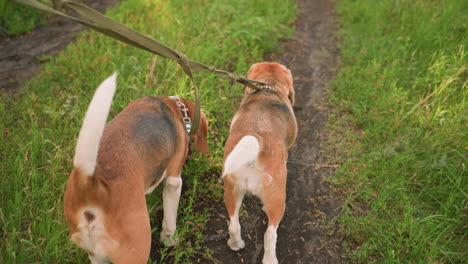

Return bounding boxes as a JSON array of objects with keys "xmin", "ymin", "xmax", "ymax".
[
  {"xmin": 0, "ymin": 0, "xmax": 117, "ymax": 92},
  {"xmin": 1, "ymin": 0, "xmax": 344, "ymax": 263}
]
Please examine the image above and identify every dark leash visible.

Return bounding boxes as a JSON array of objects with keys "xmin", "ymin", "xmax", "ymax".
[{"xmin": 15, "ymin": 0, "xmax": 269, "ymax": 135}]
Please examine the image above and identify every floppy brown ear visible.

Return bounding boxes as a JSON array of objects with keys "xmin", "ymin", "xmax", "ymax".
[
  {"xmin": 193, "ymin": 112, "xmax": 209, "ymax": 154},
  {"xmin": 180, "ymin": 98, "xmax": 209, "ymax": 154},
  {"xmin": 288, "ymin": 89, "xmax": 295, "ymax": 106},
  {"xmin": 285, "ymin": 69, "xmax": 295, "ymax": 106}
]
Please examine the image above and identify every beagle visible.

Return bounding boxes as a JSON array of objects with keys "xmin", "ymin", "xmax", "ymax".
[
  {"xmin": 222, "ymin": 62, "xmax": 297, "ymax": 264},
  {"xmin": 64, "ymin": 73, "xmax": 209, "ymax": 263}
]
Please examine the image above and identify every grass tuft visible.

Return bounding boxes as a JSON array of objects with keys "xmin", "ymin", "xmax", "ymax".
[{"xmin": 0, "ymin": 0, "xmax": 52, "ymax": 36}]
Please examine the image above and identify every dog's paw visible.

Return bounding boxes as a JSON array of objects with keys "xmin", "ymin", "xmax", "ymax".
[
  {"xmin": 262, "ymin": 255, "xmax": 278, "ymax": 264},
  {"xmin": 160, "ymin": 232, "xmax": 179, "ymax": 247},
  {"xmin": 227, "ymin": 238, "xmax": 245, "ymax": 251}
]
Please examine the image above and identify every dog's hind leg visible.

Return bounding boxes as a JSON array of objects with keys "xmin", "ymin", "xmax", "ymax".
[
  {"xmin": 160, "ymin": 174, "xmax": 182, "ymax": 247},
  {"xmin": 262, "ymin": 193, "xmax": 285, "ymax": 264},
  {"xmin": 224, "ymin": 176, "xmax": 246, "ymax": 251},
  {"xmin": 261, "ymin": 167, "xmax": 286, "ymax": 264},
  {"xmin": 263, "ymin": 224, "xmax": 280, "ymax": 264}
]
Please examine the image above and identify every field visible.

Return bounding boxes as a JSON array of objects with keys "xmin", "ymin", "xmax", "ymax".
[{"xmin": 330, "ymin": 0, "xmax": 467, "ymax": 262}]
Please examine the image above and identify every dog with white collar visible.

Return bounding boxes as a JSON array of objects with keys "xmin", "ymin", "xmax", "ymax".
[
  {"xmin": 64, "ymin": 73, "xmax": 209, "ymax": 263},
  {"xmin": 222, "ymin": 62, "xmax": 297, "ymax": 264}
]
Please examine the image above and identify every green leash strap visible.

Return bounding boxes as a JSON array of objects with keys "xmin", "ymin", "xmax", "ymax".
[{"xmin": 15, "ymin": 0, "xmax": 266, "ymax": 135}]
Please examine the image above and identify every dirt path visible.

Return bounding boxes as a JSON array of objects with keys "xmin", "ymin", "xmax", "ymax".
[
  {"xmin": 0, "ymin": 0, "xmax": 116, "ymax": 92},
  {"xmin": 198, "ymin": 0, "xmax": 344, "ymax": 263}
]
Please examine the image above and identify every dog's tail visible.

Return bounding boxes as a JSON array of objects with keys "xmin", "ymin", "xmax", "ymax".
[
  {"xmin": 73, "ymin": 72, "xmax": 117, "ymax": 177},
  {"xmin": 222, "ymin": 135, "xmax": 261, "ymax": 178}
]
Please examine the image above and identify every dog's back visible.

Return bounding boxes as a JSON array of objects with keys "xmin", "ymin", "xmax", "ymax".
[
  {"xmin": 97, "ymin": 97, "xmax": 183, "ymax": 185},
  {"xmin": 226, "ymin": 89, "xmax": 296, "ymax": 150}
]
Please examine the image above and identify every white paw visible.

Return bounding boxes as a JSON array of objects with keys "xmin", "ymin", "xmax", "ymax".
[
  {"xmin": 262, "ymin": 255, "xmax": 278, "ymax": 264},
  {"xmin": 160, "ymin": 232, "xmax": 178, "ymax": 247},
  {"xmin": 227, "ymin": 238, "xmax": 245, "ymax": 251}
]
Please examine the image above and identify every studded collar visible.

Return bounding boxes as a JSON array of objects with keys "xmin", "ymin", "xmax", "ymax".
[{"xmin": 255, "ymin": 83, "xmax": 278, "ymax": 91}]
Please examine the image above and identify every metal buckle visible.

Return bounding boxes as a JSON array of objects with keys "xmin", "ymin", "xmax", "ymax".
[{"xmin": 171, "ymin": 97, "xmax": 192, "ymax": 133}]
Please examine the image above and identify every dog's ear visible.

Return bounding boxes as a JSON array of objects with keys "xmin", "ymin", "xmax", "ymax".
[
  {"xmin": 193, "ymin": 112, "xmax": 209, "ymax": 154},
  {"xmin": 180, "ymin": 98, "xmax": 209, "ymax": 154},
  {"xmin": 288, "ymin": 90, "xmax": 295, "ymax": 106},
  {"xmin": 285, "ymin": 68, "xmax": 295, "ymax": 106},
  {"xmin": 293, "ymin": 105, "xmax": 302, "ymax": 112}
]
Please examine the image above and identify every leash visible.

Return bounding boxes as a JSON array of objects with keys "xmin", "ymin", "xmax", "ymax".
[{"xmin": 15, "ymin": 0, "xmax": 268, "ymax": 135}]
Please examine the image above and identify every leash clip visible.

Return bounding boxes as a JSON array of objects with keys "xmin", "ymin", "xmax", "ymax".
[
  {"xmin": 171, "ymin": 97, "xmax": 192, "ymax": 134},
  {"xmin": 182, "ymin": 117, "xmax": 192, "ymax": 133}
]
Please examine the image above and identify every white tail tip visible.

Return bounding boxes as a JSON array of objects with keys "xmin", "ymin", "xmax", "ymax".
[
  {"xmin": 73, "ymin": 72, "xmax": 118, "ymax": 176},
  {"xmin": 222, "ymin": 135, "xmax": 260, "ymax": 177}
]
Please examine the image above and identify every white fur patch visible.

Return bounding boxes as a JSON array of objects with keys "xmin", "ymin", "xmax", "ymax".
[
  {"xmin": 74, "ymin": 72, "xmax": 118, "ymax": 177},
  {"xmin": 160, "ymin": 176, "xmax": 182, "ymax": 247},
  {"xmin": 222, "ymin": 135, "xmax": 271, "ymax": 197},
  {"xmin": 223, "ymin": 135, "xmax": 260, "ymax": 177},
  {"xmin": 232, "ymin": 166, "xmax": 265, "ymax": 197},
  {"xmin": 71, "ymin": 207, "xmax": 118, "ymax": 262},
  {"xmin": 227, "ymin": 192, "xmax": 245, "ymax": 251},
  {"xmin": 263, "ymin": 225, "xmax": 279, "ymax": 264}
]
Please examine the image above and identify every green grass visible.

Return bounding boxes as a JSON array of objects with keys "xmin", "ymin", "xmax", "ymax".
[
  {"xmin": 0, "ymin": 0, "xmax": 296, "ymax": 263},
  {"xmin": 0, "ymin": 0, "xmax": 52, "ymax": 36},
  {"xmin": 329, "ymin": 0, "xmax": 467, "ymax": 263}
]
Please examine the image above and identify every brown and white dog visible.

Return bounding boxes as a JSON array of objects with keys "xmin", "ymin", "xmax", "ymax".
[
  {"xmin": 64, "ymin": 73, "xmax": 209, "ymax": 264},
  {"xmin": 222, "ymin": 62, "xmax": 297, "ymax": 264}
]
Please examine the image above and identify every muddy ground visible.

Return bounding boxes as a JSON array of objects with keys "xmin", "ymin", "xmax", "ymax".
[
  {"xmin": 1, "ymin": 0, "xmax": 345, "ymax": 263},
  {"xmin": 0, "ymin": 0, "xmax": 116, "ymax": 92}
]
